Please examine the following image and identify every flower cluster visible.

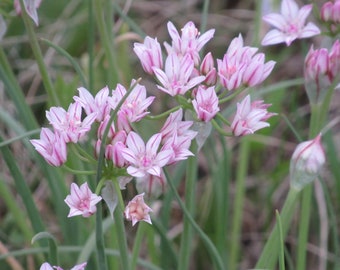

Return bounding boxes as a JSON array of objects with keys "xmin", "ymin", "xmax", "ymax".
[
  {"xmin": 217, "ymin": 34, "xmax": 275, "ymax": 90},
  {"xmin": 134, "ymin": 20, "xmax": 276, "ymax": 131},
  {"xmin": 261, "ymin": 0, "xmax": 320, "ymax": 46},
  {"xmin": 31, "ymin": 20, "xmax": 278, "ymax": 226}
]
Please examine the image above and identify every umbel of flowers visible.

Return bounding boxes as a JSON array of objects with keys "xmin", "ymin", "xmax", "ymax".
[
  {"xmin": 31, "ymin": 19, "xmax": 278, "ymax": 269},
  {"xmin": 31, "ymin": 19, "xmax": 278, "ymax": 221}
]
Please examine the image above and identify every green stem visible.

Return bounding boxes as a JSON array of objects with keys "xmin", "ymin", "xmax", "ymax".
[
  {"xmin": 296, "ymin": 86, "xmax": 331, "ymax": 270},
  {"xmin": 96, "ymin": 203, "xmax": 108, "ymax": 269},
  {"xmin": 276, "ymin": 210, "xmax": 285, "ymax": 270},
  {"xmin": 211, "ymin": 119, "xmax": 232, "ymax": 136},
  {"xmin": 93, "ymin": 0, "xmax": 118, "ymax": 87},
  {"xmin": 0, "ymin": 179, "xmax": 33, "ymax": 242},
  {"xmin": 296, "ymin": 185, "xmax": 312, "ymax": 270},
  {"xmin": 164, "ymin": 169, "xmax": 224, "ymax": 270},
  {"xmin": 62, "ymin": 165, "xmax": 96, "ymax": 176},
  {"xmin": 255, "ymin": 188, "xmax": 300, "ymax": 269},
  {"xmin": 229, "ymin": 138, "xmax": 250, "ymax": 270},
  {"xmin": 40, "ymin": 38, "xmax": 87, "ymax": 88},
  {"xmin": 0, "ymin": 135, "xmax": 45, "ymax": 238},
  {"xmin": 146, "ymin": 106, "xmax": 182, "ymax": 120},
  {"xmin": 88, "ymin": 0, "xmax": 95, "ymax": 91},
  {"xmin": 218, "ymin": 87, "xmax": 245, "ymax": 104},
  {"xmin": 130, "ymin": 222, "xmax": 146, "ymax": 270},
  {"xmin": 178, "ymin": 145, "xmax": 197, "ymax": 270},
  {"xmin": 112, "ymin": 180, "xmax": 130, "ymax": 270},
  {"xmin": 18, "ymin": 0, "xmax": 59, "ymax": 105}
]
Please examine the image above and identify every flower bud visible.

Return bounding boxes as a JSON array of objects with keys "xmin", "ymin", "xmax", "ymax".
[{"xmin": 290, "ymin": 134, "xmax": 325, "ymax": 190}]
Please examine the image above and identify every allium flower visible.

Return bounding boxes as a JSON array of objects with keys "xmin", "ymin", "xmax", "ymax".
[
  {"xmin": 217, "ymin": 34, "xmax": 275, "ymax": 90},
  {"xmin": 200, "ymin": 52, "xmax": 217, "ymax": 86},
  {"xmin": 30, "ymin": 128, "xmax": 67, "ymax": 166},
  {"xmin": 231, "ymin": 95, "xmax": 276, "ymax": 136},
  {"xmin": 328, "ymin": 40, "xmax": 340, "ymax": 81},
  {"xmin": 111, "ymin": 81, "xmax": 155, "ymax": 123},
  {"xmin": 124, "ymin": 193, "xmax": 152, "ymax": 226},
  {"xmin": 153, "ymin": 53, "xmax": 205, "ymax": 96},
  {"xmin": 290, "ymin": 134, "xmax": 325, "ymax": 190},
  {"xmin": 134, "ymin": 36, "xmax": 163, "ymax": 74},
  {"xmin": 304, "ymin": 41, "xmax": 340, "ymax": 104},
  {"xmin": 261, "ymin": 0, "xmax": 320, "ymax": 46},
  {"xmin": 160, "ymin": 108, "xmax": 197, "ymax": 142},
  {"xmin": 161, "ymin": 132, "xmax": 195, "ymax": 164},
  {"xmin": 46, "ymin": 102, "xmax": 96, "ymax": 143},
  {"xmin": 64, "ymin": 182, "xmax": 102, "ymax": 218},
  {"xmin": 192, "ymin": 86, "xmax": 220, "ymax": 122},
  {"xmin": 74, "ymin": 86, "xmax": 111, "ymax": 122},
  {"xmin": 14, "ymin": 0, "xmax": 42, "ymax": 26},
  {"xmin": 217, "ymin": 37, "xmax": 248, "ymax": 91},
  {"xmin": 121, "ymin": 132, "xmax": 173, "ymax": 178},
  {"xmin": 105, "ymin": 134, "xmax": 127, "ymax": 166},
  {"xmin": 164, "ymin": 21, "xmax": 215, "ymax": 65},
  {"xmin": 304, "ymin": 46, "xmax": 329, "ymax": 83},
  {"xmin": 243, "ymin": 53, "xmax": 275, "ymax": 87},
  {"xmin": 321, "ymin": 0, "xmax": 340, "ymax": 23}
]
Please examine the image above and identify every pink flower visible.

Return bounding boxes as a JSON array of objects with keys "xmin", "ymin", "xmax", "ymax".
[
  {"xmin": 321, "ymin": 1, "xmax": 340, "ymax": 23},
  {"xmin": 243, "ymin": 53, "xmax": 275, "ymax": 87},
  {"xmin": 261, "ymin": 0, "xmax": 320, "ymax": 46},
  {"xmin": 160, "ymin": 108, "xmax": 197, "ymax": 142},
  {"xmin": 328, "ymin": 40, "xmax": 340, "ymax": 81},
  {"xmin": 124, "ymin": 193, "xmax": 152, "ymax": 226},
  {"xmin": 111, "ymin": 81, "xmax": 155, "ymax": 123},
  {"xmin": 153, "ymin": 53, "xmax": 205, "ymax": 96},
  {"xmin": 217, "ymin": 40, "xmax": 247, "ymax": 91},
  {"xmin": 164, "ymin": 21, "xmax": 215, "ymax": 65},
  {"xmin": 192, "ymin": 86, "xmax": 219, "ymax": 122},
  {"xmin": 74, "ymin": 86, "xmax": 111, "ymax": 122},
  {"xmin": 290, "ymin": 134, "xmax": 325, "ymax": 190},
  {"xmin": 134, "ymin": 36, "xmax": 163, "ymax": 74},
  {"xmin": 321, "ymin": 2, "xmax": 334, "ymax": 22},
  {"xmin": 304, "ymin": 41, "xmax": 340, "ymax": 104},
  {"xmin": 30, "ymin": 128, "xmax": 67, "ymax": 166},
  {"xmin": 291, "ymin": 134, "xmax": 325, "ymax": 175},
  {"xmin": 121, "ymin": 132, "xmax": 173, "ymax": 178},
  {"xmin": 161, "ymin": 132, "xmax": 195, "ymax": 164},
  {"xmin": 46, "ymin": 102, "xmax": 96, "ymax": 143},
  {"xmin": 14, "ymin": 0, "xmax": 42, "ymax": 26},
  {"xmin": 231, "ymin": 95, "xmax": 276, "ymax": 136},
  {"xmin": 217, "ymin": 34, "xmax": 274, "ymax": 90},
  {"xmin": 105, "ymin": 134, "xmax": 127, "ymax": 166},
  {"xmin": 64, "ymin": 182, "xmax": 102, "ymax": 218},
  {"xmin": 200, "ymin": 52, "xmax": 217, "ymax": 86},
  {"xmin": 304, "ymin": 46, "xmax": 329, "ymax": 83}
]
